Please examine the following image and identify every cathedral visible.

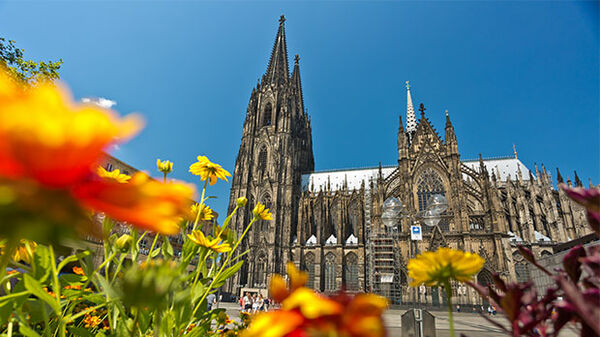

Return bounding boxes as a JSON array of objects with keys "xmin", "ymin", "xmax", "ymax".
[{"xmin": 225, "ymin": 16, "xmax": 594, "ymax": 307}]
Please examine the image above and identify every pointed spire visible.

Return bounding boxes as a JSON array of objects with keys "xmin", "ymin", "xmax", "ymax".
[
  {"xmin": 405, "ymin": 81, "xmax": 417, "ymax": 134},
  {"xmin": 291, "ymin": 54, "xmax": 304, "ymax": 111},
  {"xmin": 574, "ymin": 170, "xmax": 583, "ymax": 187},
  {"xmin": 419, "ymin": 103, "xmax": 426, "ymax": 119},
  {"xmin": 556, "ymin": 168, "xmax": 564, "ymax": 184},
  {"xmin": 265, "ymin": 15, "xmax": 290, "ymax": 86},
  {"xmin": 513, "ymin": 144, "xmax": 518, "ymax": 159},
  {"xmin": 445, "ymin": 109, "xmax": 457, "ymax": 147}
]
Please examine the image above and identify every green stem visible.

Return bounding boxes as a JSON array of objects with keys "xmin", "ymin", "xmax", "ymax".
[
  {"xmin": 0, "ymin": 240, "xmax": 18, "ymax": 293},
  {"xmin": 191, "ymin": 179, "xmax": 209, "ymax": 232},
  {"xmin": 190, "ymin": 218, "xmax": 256, "ymax": 319},
  {"xmin": 444, "ymin": 281, "xmax": 455, "ymax": 337},
  {"xmin": 82, "ymin": 251, "xmax": 117, "ymax": 291},
  {"xmin": 146, "ymin": 234, "xmax": 159, "ymax": 262},
  {"xmin": 111, "ymin": 254, "xmax": 127, "ymax": 283},
  {"xmin": 7, "ymin": 319, "xmax": 12, "ymax": 337}
]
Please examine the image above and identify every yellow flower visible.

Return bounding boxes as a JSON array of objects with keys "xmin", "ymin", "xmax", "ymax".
[
  {"xmin": 156, "ymin": 159, "xmax": 173, "ymax": 174},
  {"xmin": 282, "ymin": 287, "xmax": 343, "ymax": 319},
  {"xmin": 240, "ymin": 310, "xmax": 304, "ymax": 337},
  {"xmin": 187, "ymin": 229, "xmax": 232, "ymax": 253},
  {"xmin": 97, "ymin": 166, "xmax": 131, "ymax": 183},
  {"xmin": 236, "ymin": 197, "xmax": 248, "ymax": 207},
  {"xmin": 1, "ymin": 239, "xmax": 37, "ymax": 264},
  {"xmin": 191, "ymin": 203, "xmax": 214, "ymax": 221},
  {"xmin": 0, "ymin": 69, "xmax": 142, "ymax": 188},
  {"xmin": 407, "ymin": 247, "xmax": 485, "ymax": 287},
  {"xmin": 82, "ymin": 315, "xmax": 102, "ymax": 328},
  {"xmin": 253, "ymin": 202, "xmax": 272, "ymax": 221},
  {"xmin": 73, "ymin": 172, "xmax": 195, "ymax": 235},
  {"xmin": 189, "ymin": 156, "xmax": 231, "ymax": 186}
]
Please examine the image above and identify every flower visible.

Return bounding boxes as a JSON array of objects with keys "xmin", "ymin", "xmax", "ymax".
[
  {"xmin": 253, "ymin": 202, "xmax": 272, "ymax": 221},
  {"xmin": 237, "ymin": 197, "xmax": 248, "ymax": 207},
  {"xmin": 156, "ymin": 159, "xmax": 173, "ymax": 174},
  {"xmin": 191, "ymin": 203, "xmax": 214, "ymax": 221},
  {"xmin": 97, "ymin": 166, "xmax": 131, "ymax": 183},
  {"xmin": 187, "ymin": 230, "xmax": 232, "ymax": 253},
  {"xmin": 1, "ymin": 239, "xmax": 37, "ymax": 264},
  {"xmin": 115, "ymin": 234, "xmax": 133, "ymax": 251},
  {"xmin": 73, "ymin": 266, "xmax": 85, "ymax": 275},
  {"xmin": 245, "ymin": 262, "xmax": 388, "ymax": 337},
  {"xmin": 189, "ymin": 156, "xmax": 231, "ymax": 186},
  {"xmin": 408, "ymin": 247, "xmax": 485, "ymax": 287},
  {"xmin": 0, "ymin": 69, "xmax": 143, "ymax": 188},
  {"xmin": 73, "ymin": 172, "xmax": 195, "ymax": 235},
  {"xmin": 82, "ymin": 315, "xmax": 102, "ymax": 328}
]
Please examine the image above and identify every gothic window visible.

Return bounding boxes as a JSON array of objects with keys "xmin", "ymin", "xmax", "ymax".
[
  {"xmin": 416, "ymin": 167, "xmax": 446, "ymax": 212},
  {"xmin": 477, "ymin": 269, "xmax": 493, "ymax": 288},
  {"xmin": 324, "ymin": 253, "xmax": 337, "ymax": 292},
  {"xmin": 513, "ymin": 252, "xmax": 530, "ymax": 283},
  {"xmin": 304, "ymin": 253, "xmax": 315, "ymax": 289},
  {"xmin": 344, "ymin": 253, "xmax": 359, "ymax": 291},
  {"xmin": 348, "ymin": 203, "xmax": 359, "ymax": 237},
  {"xmin": 258, "ymin": 146, "xmax": 268, "ymax": 173},
  {"xmin": 263, "ymin": 103, "xmax": 272, "ymax": 126},
  {"xmin": 330, "ymin": 201, "xmax": 339, "ymax": 238},
  {"xmin": 255, "ymin": 254, "xmax": 267, "ymax": 287}
]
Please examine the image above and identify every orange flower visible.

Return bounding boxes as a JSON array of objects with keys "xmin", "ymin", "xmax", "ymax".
[
  {"xmin": 82, "ymin": 315, "xmax": 102, "ymax": 328},
  {"xmin": 73, "ymin": 172, "xmax": 195, "ymax": 235},
  {"xmin": 269, "ymin": 263, "xmax": 307, "ymax": 302},
  {"xmin": 73, "ymin": 266, "xmax": 85, "ymax": 275},
  {"xmin": 0, "ymin": 69, "xmax": 142, "ymax": 188}
]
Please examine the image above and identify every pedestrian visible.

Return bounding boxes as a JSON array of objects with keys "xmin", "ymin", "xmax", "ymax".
[
  {"xmin": 242, "ymin": 292, "xmax": 251, "ymax": 312},
  {"xmin": 207, "ymin": 293, "xmax": 216, "ymax": 311},
  {"xmin": 456, "ymin": 304, "xmax": 460, "ymax": 312},
  {"xmin": 264, "ymin": 297, "xmax": 270, "ymax": 311},
  {"xmin": 251, "ymin": 294, "xmax": 259, "ymax": 313}
]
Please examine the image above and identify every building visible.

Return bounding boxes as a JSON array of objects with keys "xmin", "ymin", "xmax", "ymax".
[{"xmin": 225, "ymin": 16, "xmax": 595, "ymax": 307}]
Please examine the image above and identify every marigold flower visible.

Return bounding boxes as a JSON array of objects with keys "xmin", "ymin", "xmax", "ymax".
[
  {"xmin": 82, "ymin": 315, "xmax": 102, "ymax": 328},
  {"xmin": 187, "ymin": 229, "xmax": 232, "ymax": 253},
  {"xmin": 189, "ymin": 156, "xmax": 231, "ymax": 185},
  {"xmin": 191, "ymin": 203, "xmax": 214, "ymax": 221},
  {"xmin": 0, "ymin": 70, "xmax": 143, "ymax": 188},
  {"xmin": 156, "ymin": 159, "xmax": 173, "ymax": 174},
  {"xmin": 73, "ymin": 172, "xmax": 195, "ymax": 235},
  {"xmin": 97, "ymin": 167, "xmax": 131, "ymax": 183},
  {"xmin": 408, "ymin": 247, "xmax": 485, "ymax": 287},
  {"xmin": 240, "ymin": 310, "xmax": 304, "ymax": 337},
  {"xmin": 253, "ymin": 202, "xmax": 272, "ymax": 221},
  {"xmin": 73, "ymin": 266, "xmax": 85, "ymax": 275}
]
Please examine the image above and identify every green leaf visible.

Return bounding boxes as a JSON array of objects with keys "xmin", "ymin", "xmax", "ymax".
[
  {"xmin": 0, "ymin": 301, "xmax": 13, "ymax": 325},
  {"xmin": 68, "ymin": 326, "xmax": 94, "ymax": 337},
  {"xmin": 57, "ymin": 251, "xmax": 91, "ymax": 273},
  {"xmin": 212, "ymin": 260, "xmax": 244, "ymax": 288},
  {"xmin": 102, "ymin": 217, "xmax": 115, "ymax": 238},
  {"xmin": 32, "ymin": 245, "xmax": 51, "ymax": 283},
  {"xmin": 23, "ymin": 274, "xmax": 60, "ymax": 314},
  {"xmin": 19, "ymin": 322, "xmax": 42, "ymax": 337},
  {"xmin": 150, "ymin": 248, "xmax": 160, "ymax": 257},
  {"xmin": 161, "ymin": 235, "xmax": 173, "ymax": 259}
]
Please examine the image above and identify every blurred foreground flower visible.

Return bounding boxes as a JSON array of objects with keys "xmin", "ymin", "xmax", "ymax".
[
  {"xmin": 73, "ymin": 172, "xmax": 195, "ymax": 235},
  {"xmin": 0, "ymin": 239, "xmax": 37, "ymax": 264},
  {"xmin": 187, "ymin": 229, "xmax": 231, "ymax": 253},
  {"xmin": 408, "ymin": 247, "xmax": 484, "ymax": 287},
  {"xmin": 253, "ymin": 202, "xmax": 273, "ymax": 221},
  {"xmin": 189, "ymin": 155, "xmax": 231, "ymax": 185},
  {"xmin": 243, "ymin": 262, "xmax": 387, "ymax": 337}
]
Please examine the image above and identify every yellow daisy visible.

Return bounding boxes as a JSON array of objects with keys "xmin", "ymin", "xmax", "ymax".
[
  {"xmin": 189, "ymin": 156, "xmax": 231, "ymax": 185},
  {"xmin": 407, "ymin": 247, "xmax": 484, "ymax": 287},
  {"xmin": 97, "ymin": 166, "xmax": 131, "ymax": 183},
  {"xmin": 187, "ymin": 230, "xmax": 231, "ymax": 253},
  {"xmin": 253, "ymin": 202, "xmax": 272, "ymax": 220}
]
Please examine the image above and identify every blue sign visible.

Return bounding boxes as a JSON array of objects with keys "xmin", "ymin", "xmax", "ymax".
[{"xmin": 411, "ymin": 225, "xmax": 422, "ymax": 240}]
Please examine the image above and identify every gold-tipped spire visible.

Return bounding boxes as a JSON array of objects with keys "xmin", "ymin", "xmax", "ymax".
[{"xmin": 513, "ymin": 144, "xmax": 518, "ymax": 159}]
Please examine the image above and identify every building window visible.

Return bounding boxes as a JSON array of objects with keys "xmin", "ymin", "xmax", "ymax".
[
  {"xmin": 263, "ymin": 103, "xmax": 272, "ymax": 126},
  {"xmin": 304, "ymin": 253, "xmax": 315, "ymax": 289},
  {"xmin": 324, "ymin": 253, "xmax": 336, "ymax": 292},
  {"xmin": 513, "ymin": 252, "xmax": 531, "ymax": 283},
  {"xmin": 416, "ymin": 167, "xmax": 445, "ymax": 212},
  {"xmin": 255, "ymin": 254, "xmax": 267, "ymax": 287},
  {"xmin": 345, "ymin": 253, "xmax": 359, "ymax": 291},
  {"xmin": 477, "ymin": 269, "xmax": 493, "ymax": 287},
  {"xmin": 330, "ymin": 201, "xmax": 338, "ymax": 238},
  {"xmin": 258, "ymin": 146, "xmax": 268, "ymax": 173}
]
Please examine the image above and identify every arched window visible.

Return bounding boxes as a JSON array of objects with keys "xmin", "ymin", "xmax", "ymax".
[
  {"xmin": 348, "ymin": 205, "xmax": 359, "ymax": 237},
  {"xmin": 416, "ymin": 167, "xmax": 446, "ymax": 212},
  {"xmin": 330, "ymin": 201, "xmax": 339, "ymax": 238},
  {"xmin": 324, "ymin": 253, "xmax": 337, "ymax": 292},
  {"xmin": 263, "ymin": 103, "xmax": 272, "ymax": 126},
  {"xmin": 254, "ymin": 254, "xmax": 267, "ymax": 287},
  {"xmin": 477, "ymin": 269, "xmax": 493, "ymax": 288},
  {"xmin": 258, "ymin": 146, "xmax": 267, "ymax": 173},
  {"xmin": 344, "ymin": 253, "xmax": 359, "ymax": 291},
  {"xmin": 304, "ymin": 253, "xmax": 315, "ymax": 289},
  {"xmin": 513, "ymin": 251, "xmax": 531, "ymax": 283}
]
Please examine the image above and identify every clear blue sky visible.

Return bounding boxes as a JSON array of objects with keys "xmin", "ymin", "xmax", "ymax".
[{"xmin": 1, "ymin": 1, "xmax": 598, "ymax": 215}]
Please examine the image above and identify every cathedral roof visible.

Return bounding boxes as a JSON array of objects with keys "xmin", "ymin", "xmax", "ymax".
[{"xmin": 302, "ymin": 156, "xmax": 533, "ymax": 192}]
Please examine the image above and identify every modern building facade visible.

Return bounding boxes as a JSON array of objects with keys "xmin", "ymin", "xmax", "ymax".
[{"xmin": 225, "ymin": 16, "xmax": 595, "ymax": 306}]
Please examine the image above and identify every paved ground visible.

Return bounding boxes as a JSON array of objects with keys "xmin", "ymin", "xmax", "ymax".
[{"xmin": 216, "ymin": 302, "xmax": 579, "ymax": 337}]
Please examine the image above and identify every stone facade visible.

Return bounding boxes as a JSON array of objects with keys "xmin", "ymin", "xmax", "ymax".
[{"xmin": 225, "ymin": 16, "xmax": 594, "ymax": 306}]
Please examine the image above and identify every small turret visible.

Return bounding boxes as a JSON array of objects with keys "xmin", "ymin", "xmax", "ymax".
[
  {"xmin": 556, "ymin": 168, "xmax": 564, "ymax": 184},
  {"xmin": 398, "ymin": 115, "xmax": 408, "ymax": 160},
  {"xmin": 444, "ymin": 109, "xmax": 458, "ymax": 153},
  {"xmin": 574, "ymin": 170, "xmax": 583, "ymax": 187}
]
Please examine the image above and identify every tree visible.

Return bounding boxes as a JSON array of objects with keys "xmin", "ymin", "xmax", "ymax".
[{"xmin": 0, "ymin": 37, "xmax": 63, "ymax": 84}]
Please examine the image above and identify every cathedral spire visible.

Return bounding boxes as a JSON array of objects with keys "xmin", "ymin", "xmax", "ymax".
[
  {"xmin": 405, "ymin": 81, "xmax": 417, "ymax": 134},
  {"xmin": 264, "ymin": 15, "xmax": 290, "ymax": 86},
  {"xmin": 574, "ymin": 170, "xmax": 583, "ymax": 187},
  {"xmin": 444, "ymin": 109, "xmax": 457, "ymax": 149},
  {"xmin": 291, "ymin": 54, "xmax": 304, "ymax": 112},
  {"xmin": 556, "ymin": 168, "xmax": 564, "ymax": 184}
]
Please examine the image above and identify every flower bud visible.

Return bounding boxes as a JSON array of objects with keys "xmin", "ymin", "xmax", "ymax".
[
  {"xmin": 115, "ymin": 234, "xmax": 133, "ymax": 251},
  {"xmin": 237, "ymin": 197, "xmax": 248, "ymax": 207},
  {"xmin": 156, "ymin": 159, "xmax": 173, "ymax": 174}
]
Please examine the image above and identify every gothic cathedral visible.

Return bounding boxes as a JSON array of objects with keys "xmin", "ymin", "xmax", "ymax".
[{"xmin": 225, "ymin": 16, "xmax": 593, "ymax": 307}]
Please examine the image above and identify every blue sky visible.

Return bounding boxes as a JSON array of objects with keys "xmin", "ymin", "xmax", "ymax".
[{"xmin": 0, "ymin": 1, "xmax": 597, "ymax": 214}]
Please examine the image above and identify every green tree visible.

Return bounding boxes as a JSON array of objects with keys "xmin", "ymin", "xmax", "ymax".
[{"xmin": 0, "ymin": 37, "xmax": 63, "ymax": 84}]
